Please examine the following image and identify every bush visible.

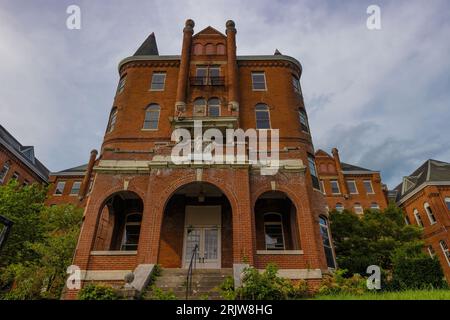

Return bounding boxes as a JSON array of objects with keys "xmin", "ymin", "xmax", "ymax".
[
  {"xmin": 220, "ymin": 263, "xmax": 310, "ymax": 300},
  {"xmin": 146, "ymin": 285, "xmax": 177, "ymax": 300},
  {"xmin": 78, "ymin": 284, "xmax": 118, "ymax": 300},
  {"xmin": 318, "ymin": 269, "xmax": 367, "ymax": 296},
  {"xmin": 390, "ymin": 242, "xmax": 446, "ymax": 290}
]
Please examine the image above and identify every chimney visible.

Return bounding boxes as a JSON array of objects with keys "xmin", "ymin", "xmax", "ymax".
[
  {"xmin": 331, "ymin": 148, "xmax": 349, "ymax": 196},
  {"xmin": 79, "ymin": 149, "xmax": 98, "ymax": 200},
  {"xmin": 226, "ymin": 20, "xmax": 239, "ymax": 113},
  {"xmin": 175, "ymin": 19, "xmax": 195, "ymax": 114}
]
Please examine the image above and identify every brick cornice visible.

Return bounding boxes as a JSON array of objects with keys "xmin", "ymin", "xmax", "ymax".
[
  {"xmin": 120, "ymin": 60, "xmax": 180, "ymax": 74},
  {"xmin": 238, "ymin": 60, "xmax": 300, "ymax": 74}
]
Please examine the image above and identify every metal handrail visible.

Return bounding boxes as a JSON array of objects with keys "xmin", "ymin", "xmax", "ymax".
[{"xmin": 185, "ymin": 244, "xmax": 199, "ymax": 299}]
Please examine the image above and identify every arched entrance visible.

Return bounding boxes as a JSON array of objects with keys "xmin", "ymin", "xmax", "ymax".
[
  {"xmin": 92, "ymin": 191, "xmax": 144, "ymax": 251},
  {"xmin": 158, "ymin": 182, "xmax": 233, "ymax": 269},
  {"xmin": 254, "ymin": 191, "xmax": 301, "ymax": 251}
]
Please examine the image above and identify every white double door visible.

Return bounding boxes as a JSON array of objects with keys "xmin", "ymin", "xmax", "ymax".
[{"xmin": 183, "ymin": 206, "xmax": 221, "ymax": 269}]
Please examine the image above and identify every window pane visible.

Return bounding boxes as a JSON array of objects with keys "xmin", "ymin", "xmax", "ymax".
[
  {"xmin": 347, "ymin": 181, "xmax": 357, "ymax": 194},
  {"xmin": 336, "ymin": 204, "xmax": 344, "ymax": 212},
  {"xmin": 252, "ymin": 73, "xmax": 266, "ymax": 90},
  {"xmin": 364, "ymin": 180, "xmax": 374, "ymax": 193},
  {"xmin": 446, "ymin": 198, "xmax": 450, "ymax": 210},
  {"xmin": 70, "ymin": 181, "xmax": 81, "ymax": 195},
  {"xmin": 143, "ymin": 106, "xmax": 160, "ymax": 129},
  {"xmin": 331, "ymin": 181, "xmax": 340, "ymax": 194},
  {"xmin": 319, "ymin": 217, "xmax": 335, "ymax": 268},
  {"xmin": 55, "ymin": 181, "xmax": 66, "ymax": 195},
  {"xmin": 265, "ymin": 224, "xmax": 284, "ymax": 250},
  {"xmin": 151, "ymin": 73, "xmax": 166, "ymax": 90},
  {"xmin": 299, "ymin": 111, "xmax": 309, "ymax": 132},
  {"xmin": 209, "ymin": 68, "xmax": 220, "ymax": 78},
  {"xmin": 117, "ymin": 75, "xmax": 126, "ymax": 94},
  {"xmin": 354, "ymin": 204, "xmax": 363, "ymax": 215}
]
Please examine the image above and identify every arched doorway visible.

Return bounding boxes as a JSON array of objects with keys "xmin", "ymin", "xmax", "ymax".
[
  {"xmin": 93, "ymin": 191, "xmax": 144, "ymax": 251},
  {"xmin": 158, "ymin": 182, "xmax": 233, "ymax": 269},
  {"xmin": 254, "ymin": 191, "xmax": 301, "ymax": 251}
]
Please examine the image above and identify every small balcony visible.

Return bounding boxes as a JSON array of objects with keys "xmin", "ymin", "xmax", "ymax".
[{"xmin": 189, "ymin": 76, "xmax": 225, "ymax": 86}]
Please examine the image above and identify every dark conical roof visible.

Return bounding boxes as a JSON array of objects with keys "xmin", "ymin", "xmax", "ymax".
[{"xmin": 134, "ymin": 32, "xmax": 159, "ymax": 56}]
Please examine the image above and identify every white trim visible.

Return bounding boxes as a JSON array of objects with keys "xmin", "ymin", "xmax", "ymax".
[
  {"xmin": 445, "ymin": 197, "xmax": 450, "ymax": 210},
  {"xmin": 439, "ymin": 240, "xmax": 450, "ymax": 266},
  {"xmin": 346, "ymin": 180, "xmax": 359, "ymax": 194},
  {"xmin": 397, "ymin": 181, "xmax": 450, "ymax": 205},
  {"xmin": 330, "ymin": 180, "xmax": 340, "ymax": 194},
  {"xmin": 424, "ymin": 202, "xmax": 437, "ymax": 225},
  {"xmin": 149, "ymin": 72, "xmax": 166, "ymax": 91},
  {"xmin": 363, "ymin": 180, "xmax": 375, "ymax": 194},
  {"xmin": 251, "ymin": 71, "xmax": 267, "ymax": 91},
  {"xmin": 256, "ymin": 250, "xmax": 303, "ymax": 255},
  {"xmin": 54, "ymin": 181, "xmax": 66, "ymax": 195},
  {"xmin": 413, "ymin": 209, "xmax": 423, "ymax": 227}
]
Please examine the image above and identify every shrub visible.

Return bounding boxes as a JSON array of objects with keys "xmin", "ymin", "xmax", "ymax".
[
  {"xmin": 78, "ymin": 283, "xmax": 118, "ymax": 300},
  {"xmin": 390, "ymin": 242, "xmax": 446, "ymax": 290},
  {"xmin": 218, "ymin": 276, "xmax": 236, "ymax": 300},
  {"xmin": 318, "ymin": 269, "xmax": 367, "ymax": 296},
  {"xmin": 147, "ymin": 285, "xmax": 177, "ymax": 300}
]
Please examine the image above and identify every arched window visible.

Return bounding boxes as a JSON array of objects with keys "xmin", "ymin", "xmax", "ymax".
[
  {"xmin": 255, "ymin": 103, "xmax": 270, "ymax": 129},
  {"xmin": 335, "ymin": 203, "xmax": 344, "ymax": 212},
  {"xmin": 217, "ymin": 44, "xmax": 226, "ymax": 55},
  {"xmin": 319, "ymin": 216, "xmax": 336, "ymax": 268},
  {"xmin": 413, "ymin": 209, "xmax": 424, "ymax": 227},
  {"xmin": 264, "ymin": 213, "xmax": 285, "ymax": 250},
  {"xmin": 0, "ymin": 161, "xmax": 11, "ymax": 183},
  {"xmin": 370, "ymin": 202, "xmax": 380, "ymax": 210},
  {"xmin": 354, "ymin": 203, "xmax": 363, "ymax": 215},
  {"xmin": 121, "ymin": 213, "xmax": 142, "ymax": 251},
  {"xmin": 193, "ymin": 43, "xmax": 203, "ymax": 55},
  {"xmin": 143, "ymin": 104, "xmax": 160, "ymax": 130},
  {"xmin": 106, "ymin": 107, "xmax": 118, "ymax": 133},
  {"xmin": 193, "ymin": 98, "xmax": 206, "ymax": 116},
  {"xmin": 205, "ymin": 43, "xmax": 215, "ymax": 55},
  {"xmin": 208, "ymin": 98, "xmax": 220, "ymax": 117},
  {"xmin": 424, "ymin": 202, "xmax": 437, "ymax": 224}
]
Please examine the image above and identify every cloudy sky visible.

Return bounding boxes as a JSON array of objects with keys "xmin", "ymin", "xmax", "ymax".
[{"xmin": 0, "ymin": 0, "xmax": 449, "ymax": 188}]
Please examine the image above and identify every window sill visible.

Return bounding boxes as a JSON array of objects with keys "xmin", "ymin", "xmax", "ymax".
[
  {"xmin": 149, "ymin": 89, "xmax": 165, "ymax": 91},
  {"xmin": 90, "ymin": 250, "xmax": 137, "ymax": 256},
  {"xmin": 141, "ymin": 129, "xmax": 159, "ymax": 131},
  {"xmin": 256, "ymin": 250, "xmax": 303, "ymax": 255}
]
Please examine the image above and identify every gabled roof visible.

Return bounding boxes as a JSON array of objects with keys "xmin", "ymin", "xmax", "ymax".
[
  {"xmin": 193, "ymin": 26, "xmax": 226, "ymax": 39},
  {"xmin": 134, "ymin": 32, "xmax": 159, "ymax": 56},
  {"xmin": 52, "ymin": 163, "xmax": 87, "ymax": 175},
  {"xmin": 395, "ymin": 159, "xmax": 450, "ymax": 203},
  {"xmin": 0, "ymin": 125, "xmax": 49, "ymax": 182},
  {"xmin": 341, "ymin": 162, "xmax": 372, "ymax": 172},
  {"xmin": 314, "ymin": 149, "xmax": 332, "ymax": 157}
]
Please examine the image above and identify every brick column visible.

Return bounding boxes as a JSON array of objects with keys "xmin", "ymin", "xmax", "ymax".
[
  {"xmin": 175, "ymin": 19, "xmax": 194, "ymax": 114},
  {"xmin": 79, "ymin": 149, "xmax": 97, "ymax": 200},
  {"xmin": 332, "ymin": 148, "xmax": 348, "ymax": 196},
  {"xmin": 226, "ymin": 20, "xmax": 239, "ymax": 113}
]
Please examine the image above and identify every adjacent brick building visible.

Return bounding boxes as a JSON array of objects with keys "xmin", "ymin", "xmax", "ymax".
[
  {"xmin": 56, "ymin": 20, "xmax": 337, "ymax": 298},
  {"xmin": 315, "ymin": 148, "xmax": 388, "ymax": 214},
  {"xmin": 393, "ymin": 159, "xmax": 450, "ymax": 283},
  {"xmin": 0, "ymin": 125, "xmax": 49, "ymax": 186}
]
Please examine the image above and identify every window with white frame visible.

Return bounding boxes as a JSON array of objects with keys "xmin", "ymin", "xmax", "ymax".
[
  {"xmin": 255, "ymin": 103, "xmax": 271, "ymax": 129},
  {"xmin": 11, "ymin": 172, "xmax": 19, "ymax": 181},
  {"xmin": 264, "ymin": 213, "xmax": 285, "ymax": 250},
  {"xmin": 116, "ymin": 74, "xmax": 126, "ymax": 94},
  {"xmin": 335, "ymin": 203, "xmax": 344, "ymax": 212},
  {"xmin": 193, "ymin": 98, "xmax": 206, "ymax": 116},
  {"xmin": 446, "ymin": 198, "xmax": 450, "ymax": 211},
  {"xmin": 354, "ymin": 203, "xmax": 363, "ymax": 215},
  {"xmin": 370, "ymin": 202, "xmax": 380, "ymax": 210},
  {"xmin": 427, "ymin": 245, "xmax": 436, "ymax": 259},
  {"xmin": 404, "ymin": 215, "xmax": 411, "ymax": 225},
  {"xmin": 150, "ymin": 72, "xmax": 166, "ymax": 90},
  {"xmin": 70, "ymin": 181, "xmax": 81, "ymax": 196},
  {"xmin": 320, "ymin": 180, "xmax": 326, "ymax": 194},
  {"xmin": 121, "ymin": 213, "xmax": 142, "ymax": 251},
  {"xmin": 439, "ymin": 240, "xmax": 450, "ymax": 266},
  {"xmin": 251, "ymin": 72, "xmax": 266, "ymax": 90},
  {"xmin": 54, "ymin": 181, "xmax": 66, "ymax": 195},
  {"xmin": 424, "ymin": 202, "xmax": 437, "ymax": 225},
  {"xmin": 143, "ymin": 104, "xmax": 160, "ymax": 129},
  {"xmin": 413, "ymin": 209, "xmax": 424, "ymax": 227},
  {"xmin": 363, "ymin": 180, "xmax": 374, "ymax": 194},
  {"xmin": 346, "ymin": 180, "xmax": 358, "ymax": 194},
  {"xmin": 330, "ymin": 180, "xmax": 340, "ymax": 194},
  {"xmin": 208, "ymin": 98, "xmax": 220, "ymax": 117},
  {"xmin": 319, "ymin": 216, "xmax": 336, "ymax": 268},
  {"xmin": 0, "ymin": 162, "xmax": 10, "ymax": 183}
]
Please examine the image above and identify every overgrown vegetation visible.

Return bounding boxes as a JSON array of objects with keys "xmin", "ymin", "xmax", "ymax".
[
  {"xmin": 146, "ymin": 285, "xmax": 177, "ymax": 300},
  {"xmin": 0, "ymin": 181, "xmax": 83, "ymax": 299},
  {"xmin": 78, "ymin": 283, "xmax": 118, "ymax": 300},
  {"xmin": 318, "ymin": 269, "xmax": 367, "ymax": 296}
]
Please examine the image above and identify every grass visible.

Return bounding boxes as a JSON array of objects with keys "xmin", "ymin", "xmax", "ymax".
[{"xmin": 314, "ymin": 289, "xmax": 450, "ymax": 300}]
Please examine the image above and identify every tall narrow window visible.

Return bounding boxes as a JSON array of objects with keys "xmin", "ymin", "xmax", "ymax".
[
  {"xmin": 208, "ymin": 98, "xmax": 220, "ymax": 117},
  {"xmin": 299, "ymin": 109, "xmax": 309, "ymax": 132},
  {"xmin": 404, "ymin": 215, "xmax": 411, "ymax": 225},
  {"xmin": 193, "ymin": 43, "xmax": 203, "ymax": 55},
  {"xmin": 0, "ymin": 161, "xmax": 10, "ymax": 183},
  {"xmin": 354, "ymin": 203, "xmax": 363, "ymax": 215},
  {"xmin": 424, "ymin": 203, "xmax": 437, "ymax": 225},
  {"xmin": 255, "ymin": 104, "xmax": 270, "ymax": 129},
  {"xmin": 193, "ymin": 98, "xmax": 206, "ymax": 116},
  {"xmin": 209, "ymin": 67, "xmax": 221, "ymax": 85},
  {"xmin": 308, "ymin": 154, "xmax": 320, "ymax": 190},
  {"xmin": 440, "ymin": 240, "xmax": 450, "ymax": 266},
  {"xmin": 11, "ymin": 172, "xmax": 19, "ymax": 181},
  {"xmin": 54, "ymin": 181, "xmax": 66, "ymax": 195},
  {"xmin": 335, "ymin": 203, "xmax": 344, "ymax": 212},
  {"xmin": 70, "ymin": 181, "xmax": 81, "ymax": 196},
  {"xmin": 292, "ymin": 75, "xmax": 301, "ymax": 94},
  {"xmin": 106, "ymin": 107, "xmax": 118, "ymax": 133},
  {"xmin": 320, "ymin": 180, "xmax": 326, "ymax": 194},
  {"xmin": 143, "ymin": 104, "xmax": 160, "ymax": 130},
  {"xmin": 116, "ymin": 74, "xmax": 126, "ymax": 94},
  {"xmin": 427, "ymin": 245, "xmax": 436, "ymax": 259},
  {"xmin": 205, "ymin": 43, "xmax": 215, "ymax": 55},
  {"xmin": 264, "ymin": 213, "xmax": 285, "ymax": 250},
  {"xmin": 251, "ymin": 72, "xmax": 266, "ymax": 90},
  {"xmin": 413, "ymin": 209, "xmax": 424, "ymax": 227},
  {"xmin": 346, "ymin": 180, "xmax": 358, "ymax": 194},
  {"xmin": 446, "ymin": 198, "xmax": 450, "ymax": 211},
  {"xmin": 330, "ymin": 180, "xmax": 340, "ymax": 194},
  {"xmin": 121, "ymin": 213, "xmax": 142, "ymax": 251},
  {"xmin": 363, "ymin": 180, "xmax": 374, "ymax": 194},
  {"xmin": 319, "ymin": 216, "xmax": 336, "ymax": 268},
  {"xmin": 150, "ymin": 72, "xmax": 166, "ymax": 90}
]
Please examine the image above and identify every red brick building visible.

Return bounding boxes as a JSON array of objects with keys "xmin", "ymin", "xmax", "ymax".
[
  {"xmin": 315, "ymin": 148, "xmax": 388, "ymax": 214},
  {"xmin": 393, "ymin": 160, "xmax": 450, "ymax": 283},
  {"xmin": 0, "ymin": 125, "xmax": 49, "ymax": 186},
  {"xmin": 53, "ymin": 20, "xmax": 337, "ymax": 298}
]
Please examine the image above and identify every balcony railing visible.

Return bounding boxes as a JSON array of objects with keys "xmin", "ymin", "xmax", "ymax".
[{"xmin": 189, "ymin": 76, "xmax": 225, "ymax": 86}]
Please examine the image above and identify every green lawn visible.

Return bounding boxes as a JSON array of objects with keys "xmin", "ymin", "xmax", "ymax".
[{"xmin": 314, "ymin": 290, "xmax": 450, "ymax": 300}]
